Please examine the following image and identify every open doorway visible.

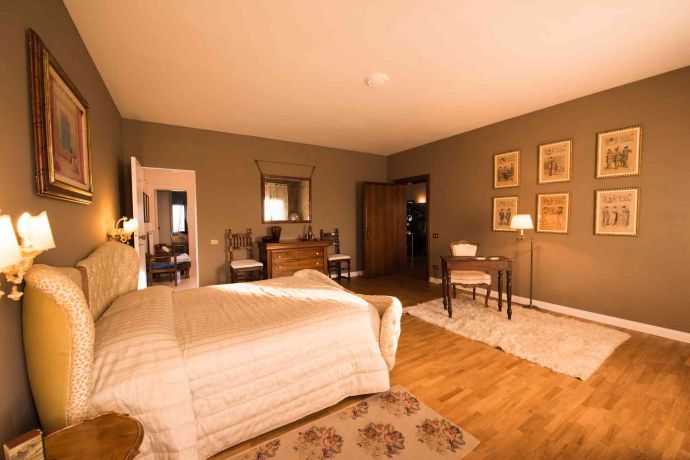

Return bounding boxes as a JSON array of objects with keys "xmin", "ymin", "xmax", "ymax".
[{"xmin": 395, "ymin": 175, "xmax": 429, "ymax": 280}]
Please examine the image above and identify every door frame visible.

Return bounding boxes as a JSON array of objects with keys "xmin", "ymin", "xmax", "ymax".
[{"xmin": 393, "ymin": 174, "xmax": 431, "ymax": 280}]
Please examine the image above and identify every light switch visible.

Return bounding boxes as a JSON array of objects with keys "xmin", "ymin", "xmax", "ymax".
[{"xmin": 210, "ymin": 239, "xmax": 219, "ymax": 245}]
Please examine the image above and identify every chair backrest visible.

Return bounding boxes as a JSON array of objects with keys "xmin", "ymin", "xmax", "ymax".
[
  {"xmin": 319, "ymin": 228, "xmax": 341, "ymax": 253},
  {"xmin": 154, "ymin": 243, "xmax": 172, "ymax": 255},
  {"xmin": 450, "ymin": 240, "xmax": 480, "ymax": 257},
  {"xmin": 225, "ymin": 228, "xmax": 254, "ymax": 263}
]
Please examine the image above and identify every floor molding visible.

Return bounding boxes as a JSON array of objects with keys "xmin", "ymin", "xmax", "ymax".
[{"xmin": 428, "ymin": 277, "xmax": 690, "ymax": 343}]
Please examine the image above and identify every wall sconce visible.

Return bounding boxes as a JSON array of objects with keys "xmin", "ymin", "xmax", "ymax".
[
  {"xmin": 107, "ymin": 217, "xmax": 138, "ymax": 243},
  {"xmin": 0, "ymin": 210, "xmax": 55, "ymax": 301}
]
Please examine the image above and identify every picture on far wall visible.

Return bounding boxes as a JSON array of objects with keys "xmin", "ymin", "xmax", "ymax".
[
  {"xmin": 28, "ymin": 29, "xmax": 93, "ymax": 204},
  {"xmin": 536, "ymin": 192, "xmax": 571, "ymax": 234},
  {"xmin": 594, "ymin": 188, "xmax": 640, "ymax": 236},
  {"xmin": 493, "ymin": 150, "xmax": 520, "ymax": 188},
  {"xmin": 538, "ymin": 139, "xmax": 572, "ymax": 184},
  {"xmin": 596, "ymin": 125, "xmax": 642, "ymax": 179},
  {"xmin": 492, "ymin": 196, "xmax": 518, "ymax": 231}
]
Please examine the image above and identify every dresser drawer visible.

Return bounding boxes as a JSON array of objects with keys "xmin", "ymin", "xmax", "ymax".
[
  {"xmin": 271, "ymin": 248, "xmax": 324, "ymax": 263},
  {"xmin": 273, "ymin": 257, "xmax": 323, "ymax": 273}
]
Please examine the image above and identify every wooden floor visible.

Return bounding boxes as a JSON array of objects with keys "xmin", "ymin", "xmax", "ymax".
[{"xmin": 214, "ymin": 275, "xmax": 690, "ymax": 459}]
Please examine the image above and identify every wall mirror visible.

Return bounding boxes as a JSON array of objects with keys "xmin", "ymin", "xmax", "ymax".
[{"xmin": 261, "ymin": 174, "xmax": 312, "ymax": 223}]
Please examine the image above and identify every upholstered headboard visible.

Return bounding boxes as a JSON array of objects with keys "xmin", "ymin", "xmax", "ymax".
[{"xmin": 22, "ymin": 242, "xmax": 139, "ymax": 434}]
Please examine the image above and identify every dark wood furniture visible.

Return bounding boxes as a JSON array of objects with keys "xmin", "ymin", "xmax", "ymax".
[
  {"xmin": 320, "ymin": 228, "xmax": 351, "ymax": 280},
  {"xmin": 441, "ymin": 255, "xmax": 514, "ymax": 319},
  {"xmin": 258, "ymin": 240, "xmax": 330, "ymax": 278},
  {"xmin": 44, "ymin": 412, "xmax": 143, "ymax": 460},
  {"xmin": 146, "ymin": 252, "xmax": 177, "ymax": 286},
  {"xmin": 448, "ymin": 240, "xmax": 491, "ymax": 306},
  {"xmin": 225, "ymin": 228, "xmax": 263, "ymax": 283}
]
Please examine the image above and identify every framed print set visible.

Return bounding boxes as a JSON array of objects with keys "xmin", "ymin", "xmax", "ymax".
[
  {"xmin": 28, "ymin": 29, "xmax": 93, "ymax": 204},
  {"xmin": 494, "ymin": 150, "xmax": 519, "ymax": 188},
  {"xmin": 596, "ymin": 125, "xmax": 642, "ymax": 179},
  {"xmin": 492, "ymin": 196, "xmax": 518, "ymax": 232},
  {"xmin": 536, "ymin": 192, "xmax": 570, "ymax": 234},
  {"xmin": 594, "ymin": 188, "xmax": 639, "ymax": 236},
  {"xmin": 538, "ymin": 139, "xmax": 572, "ymax": 184}
]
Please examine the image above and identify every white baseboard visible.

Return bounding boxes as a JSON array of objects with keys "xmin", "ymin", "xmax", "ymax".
[{"xmin": 427, "ymin": 277, "xmax": 690, "ymax": 343}]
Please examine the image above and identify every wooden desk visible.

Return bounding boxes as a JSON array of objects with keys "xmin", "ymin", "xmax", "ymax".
[
  {"xmin": 44, "ymin": 412, "xmax": 143, "ymax": 459},
  {"xmin": 259, "ymin": 240, "xmax": 330, "ymax": 278},
  {"xmin": 441, "ymin": 255, "xmax": 515, "ymax": 319}
]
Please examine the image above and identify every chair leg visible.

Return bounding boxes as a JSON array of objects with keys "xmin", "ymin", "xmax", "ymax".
[
  {"xmin": 483, "ymin": 283, "xmax": 490, "ymax": 307},
  {"xmin": 346, "ymin": 259, "xmax": 351, "ymax": 279},
  {"xmin": 337, "ymin": 262, "xmax": 342, "ymax": 281},
  {"xmin": 472, "ymin": 287, "xmax": 476, "ymax": 299},
  {"xmin": 452, "ymin": 284, "xmax": 457, "ymax": 298}
]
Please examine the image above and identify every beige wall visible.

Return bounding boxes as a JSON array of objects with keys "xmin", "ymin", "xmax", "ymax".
[
  {"xmin": 121, "ymin": 120, "xmax": 387, "ymax": 286},
  {"xmin": 0, "ymin": 0, "xmax": 122, "ymax": 446},
  {"xmin": 388, "ymin": 67, "xmax": 690, "ymax": 333}
]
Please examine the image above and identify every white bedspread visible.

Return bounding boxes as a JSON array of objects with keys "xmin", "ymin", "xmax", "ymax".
[{"xmin": 89, "ymin": 276, "xmax": 390, "ymax": 459}]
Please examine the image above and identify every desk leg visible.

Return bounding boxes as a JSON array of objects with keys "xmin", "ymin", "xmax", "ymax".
[
  {"xmin": 497, "ymin": 270, "xmax": 503, "ymax": 312},
  {"xmin": 442, "ymin": 262, "xmax": 448, "ymax": 310},
  {"xmin": 507, "ymin": 270, "xmax": 513, "ymax": 320}
]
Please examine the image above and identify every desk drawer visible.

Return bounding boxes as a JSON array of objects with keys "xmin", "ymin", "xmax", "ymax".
[{"xmin": 272, "ymin": 248, "xmax": 324, "ymax": 263}]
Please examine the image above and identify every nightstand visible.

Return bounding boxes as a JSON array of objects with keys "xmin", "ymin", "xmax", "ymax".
[{"xmin": 45, "ymin": 412, "xmax": 143, "ymax": 459}]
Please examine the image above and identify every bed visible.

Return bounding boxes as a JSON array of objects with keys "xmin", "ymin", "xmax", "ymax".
[{"xmin": 22, "ymin": 242, "xmax": 402, "ymax": 459}]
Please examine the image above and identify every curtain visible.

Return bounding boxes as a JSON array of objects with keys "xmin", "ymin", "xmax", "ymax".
[
  {"xmin": 264, "ymin": 183, "xmax": 289, "ymax": 221},
  {"xmin": 172, "ymin": 204, "xmax": 186, "ymax": 233}
]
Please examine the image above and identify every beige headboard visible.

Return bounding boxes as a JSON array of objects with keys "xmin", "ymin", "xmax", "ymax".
[{"xmin": 23, "ymin": 242, "xmax": 139, "ymax": 434}]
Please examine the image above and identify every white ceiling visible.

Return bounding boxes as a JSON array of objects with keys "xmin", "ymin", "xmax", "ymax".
[{"xmin": 65, "ymin": 0, "xmax": 690, "ymax": 155}]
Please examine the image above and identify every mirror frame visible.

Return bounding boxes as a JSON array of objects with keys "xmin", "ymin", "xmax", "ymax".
[{"xmin": 261, "ymin": 174, "xmax": 313, "ymax": 224}]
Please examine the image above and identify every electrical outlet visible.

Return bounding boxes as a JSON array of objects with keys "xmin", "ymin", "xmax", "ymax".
[
  {"xmin": 432, "ymin": 233, "xmax": 439, "ymax": 238},
  {"xmin": 210, "ymin": 239, "xmax": 219, "ymax": 245},
  {"xmin": 432, "ymin": 265, "xmax": 439, "ymax": 271}
]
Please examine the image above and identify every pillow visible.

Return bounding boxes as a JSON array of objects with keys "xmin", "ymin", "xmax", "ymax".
[{"xmin": 76, "ymin": 241, "xmax": 139, "ymax": 321}]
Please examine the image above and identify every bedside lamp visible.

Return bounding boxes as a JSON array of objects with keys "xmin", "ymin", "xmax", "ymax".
[
  {"xmin": 509, "ymin": 213, "xmax": 535, "ymax": 308},
  {"xmin": 0, "ymin": 210, "xmax": 55, "ymax": 300},
  {"xmin": 108, "ymin": 217, "xmax": 138, "ymax": 243}
]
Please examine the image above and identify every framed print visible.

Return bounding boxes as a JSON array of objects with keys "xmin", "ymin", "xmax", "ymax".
[
  {"xmin": 28, "ymin": 29, "xmax": 93, "ymax": 204},
  {"xmin": 596, "ymin": 125, "xmax": 642, "ymax": 179},
  {"xmin": 536, "ymin": 192, "xmax": 570, "ymax": 234},
  {"xmin": 538, "ymin": 139, "xmax": 572, "ymax": 184},
  {"xmin": 594, "ymin": 188, "xmax": 640, "ymax": 236},
  {"xmin": 492, "ymin": 196, "xmax": 518, "ymax": 231},
  {"xmin": 494, "ymin": 150, "xmax": 520, "ymax": 188}
]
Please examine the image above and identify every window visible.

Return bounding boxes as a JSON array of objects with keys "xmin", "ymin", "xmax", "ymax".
[{"xmin": 172, "ymin": 204, "xmax": 186, "ymax": 233}]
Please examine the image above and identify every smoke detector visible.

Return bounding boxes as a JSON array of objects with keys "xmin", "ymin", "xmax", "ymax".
[{"xmin": 365, "ymin": 73, "xmax": 389, "ymax": 88}]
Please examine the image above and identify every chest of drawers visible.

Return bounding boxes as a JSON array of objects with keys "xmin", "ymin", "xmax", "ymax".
[{"xmin": 258, "ymin": 240, "xmax": 330, "ymax": 278}]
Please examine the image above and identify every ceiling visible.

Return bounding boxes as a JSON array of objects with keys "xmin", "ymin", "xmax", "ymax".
[{"xmin": 65, "ymin": 0, "xmax": 690, "ymax": 155}]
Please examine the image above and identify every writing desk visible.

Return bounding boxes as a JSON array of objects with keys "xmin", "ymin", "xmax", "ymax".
[{"xmin": 441, "ymin": 255, "xmax": 515, "ymax": 319}]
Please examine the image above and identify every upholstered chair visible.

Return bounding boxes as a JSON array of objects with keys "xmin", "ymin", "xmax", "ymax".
[
  {"xmin": 449, "ymin": 240, "xmax": 491, "ymax": 306},
  {"xmin": 320, "ymin": 228, "xmax": 351, "ymax": 280},
  {"xmin": 225, "ymin": 228, "xmax": 263, "ymax": 282}
]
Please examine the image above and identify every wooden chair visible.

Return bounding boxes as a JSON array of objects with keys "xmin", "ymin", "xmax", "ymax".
[
  {"xmin": 147, "ymin": 252, "xmax": 178, "ymax": 286},
  {"xmin": 320, "ymin": 228, "xmax": 351, "ymax": 280},
  {"xmin": 449, "ymin": 240, "xmax": 491, "ymax": 306},
  {"xmin": 225, "ymin": 228, "xmax": 263, "ymax": 283}
]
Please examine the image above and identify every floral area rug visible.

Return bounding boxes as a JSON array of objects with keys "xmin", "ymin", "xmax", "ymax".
[
  {"xmin": 230, "ymin": 386, "xmax": 479, "ymax": 460},
  {"xmin": 406, "ymin": 297, "xmax": 631, "ymax": 380}
]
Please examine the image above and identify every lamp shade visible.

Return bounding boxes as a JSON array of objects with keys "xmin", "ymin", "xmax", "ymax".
[
  {"xmin": 0, "ymin": 215, "xmax": 22, "ymax": 269},
  {"xmin": 28, "ymin": 212, "xmax": 55, "ymax": 251},
  {"xmin": 510, "ymin": 214, "xmax": 534, "ymax": 230},
  {"xmin": 123, "ymin": 218, "xmax": 138, "ymax": 234}
]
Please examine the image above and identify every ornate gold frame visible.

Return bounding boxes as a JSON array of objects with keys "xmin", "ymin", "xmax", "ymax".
[
  {"xmin": 595, "ymin": 125, "xmax": 642, "ymax": 179},
  {"xmin": 538, "ymin": 139, "xmax": 572, "ymax": 184},
  {"xmin": 536, "ymin": 192, "xmax": 571, "ymax": 234},
  {"xmin": 594, "ymin": 187, "xmax": 640, "ymax": 237},
  {"xmin": 28, "ymin": 29, "xmax": 93, "ymax": 204}
]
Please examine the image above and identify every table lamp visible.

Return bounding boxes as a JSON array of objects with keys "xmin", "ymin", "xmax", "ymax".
[{"xmin": 509, "ymin": 213, "xmax": 535, "ymax": 308}]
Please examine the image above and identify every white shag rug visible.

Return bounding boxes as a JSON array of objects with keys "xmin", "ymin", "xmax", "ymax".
[{"xmin": 405, "ymin": 297, "xmax": 630, "ymax": 380}]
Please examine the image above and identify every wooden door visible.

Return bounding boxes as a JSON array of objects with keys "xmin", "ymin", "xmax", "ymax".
[{"xmin": 363, "ymin": 182, "xmax": 407, "ymax": 277}]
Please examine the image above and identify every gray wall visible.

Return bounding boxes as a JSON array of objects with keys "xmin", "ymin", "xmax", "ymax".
[
  {"xmin": 388, "ymin": 67, "xmax": 690, "ymax": 333},
  {"xmin": 122, "ymin": 120, "xmax": 388, "ymax": 286},
  {"xmin": 0, "ymin": 0, "xmax": 122, "ymax": 447}
]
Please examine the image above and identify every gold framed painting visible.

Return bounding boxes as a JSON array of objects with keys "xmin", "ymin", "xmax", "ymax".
[
  {"xmin": 596, "ymin": 125, "xmax": 642, "ymax": 179},
  {"xmin": 28, "ymin": 29, "xmax": 93, "ymax": 204},
  {"xmin": 492, "ymin": 196, "xmax": 518, "ymax": 231},
  {"xmin": 493, "ymin": 150, "xmax": 519, "ymax": 188},
  {"xmin": 594, "ymin": 188, "xmax": 640, "ymax": 236},
  {"xmin": 536, "ymin": 192, "xmax": 570, "ymax": 234},
  {"xmin": 538, "ymin": 139, "xmax": 572, "ymax": 184}
]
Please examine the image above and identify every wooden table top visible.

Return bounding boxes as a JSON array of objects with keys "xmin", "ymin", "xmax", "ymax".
[{"xmin": 45, "ymin": 413, "xmax": 143, "ymax": 460}]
